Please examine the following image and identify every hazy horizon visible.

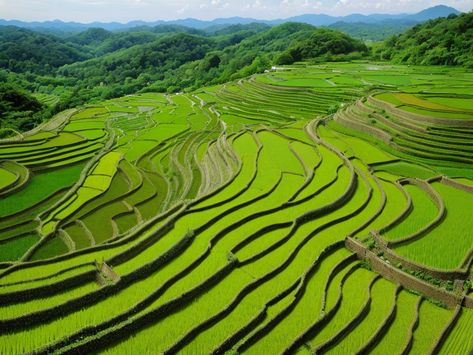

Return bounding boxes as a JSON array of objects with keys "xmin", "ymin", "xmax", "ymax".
[{"xmin": 0, "ymin": 0, "xmax": 471, "ymax": 23}]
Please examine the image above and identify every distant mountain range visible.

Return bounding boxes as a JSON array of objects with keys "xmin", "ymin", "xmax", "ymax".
[{"xmin": 0, "ymin": 5, "xmax": 461, "ymax": 32}]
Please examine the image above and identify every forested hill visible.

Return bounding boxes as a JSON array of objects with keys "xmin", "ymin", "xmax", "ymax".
[
  {"xmin": 60, "ymin": 23, "xmax": 367, "ymax": 94},
  {"xmin": 375, "ymin": 12, "xmax": 473, "ymax": 67},
  {"xmin": 0, "ymin": 23, "xmax": 367, "ymax": 133},
  {"xmin": 0, "ymin": 84, "xmax": 44, "ymax": 134},
  {"xmin": 0, "ymin": 26, "xmax": 91, "ymax": 73}
]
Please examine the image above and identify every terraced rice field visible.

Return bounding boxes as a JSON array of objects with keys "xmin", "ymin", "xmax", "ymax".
[{"xmin": 0, "ymin": 62, "xmax": 472, "ymax": 354}]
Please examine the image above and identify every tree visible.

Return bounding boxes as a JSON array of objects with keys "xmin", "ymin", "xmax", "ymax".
[
  {"xmin": 276, "ymin": 51, "xmax": 295, "ymax": 65},
  {"xmin": 202, "ymin": 54, "xmax": 221, "ymax": 70}
]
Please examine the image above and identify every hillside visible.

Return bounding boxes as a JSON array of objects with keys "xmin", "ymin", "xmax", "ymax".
[
  {"xmin": 0, "ymin": 26, "xmax": 91, "ymax": 73},
  {"xmin": 58, "ymin": 23, "xmax": 360, "ymax": 93},
  {"xmin": 58, "ymin": 23, "xmax": 366, "ymax": 94},
  {"xmin": 1, "ymin": 1, "xmax": 473, "ymax": 353},
  {"xmin": 0, "ymin": 83, "xmax": 45, "ymax": 133},
  {"xmin": 0, "ymin": 23, "xmax": 367, "ymax": 132},
  {"xmin": 0, "ymin": 62, "xmax": 472, "ymax": 355},
  {"xmin": 375, "ymin": 12, "xmax": 473, "ymax": 67},
  {"xmin": 329, "ymin": 21, "xmax": 416, "ymax": 41}
]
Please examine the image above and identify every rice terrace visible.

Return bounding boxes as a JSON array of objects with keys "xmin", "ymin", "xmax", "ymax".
[{"xmin": 0, "ymin": 2, "xmax": 473, "ymax": 355}]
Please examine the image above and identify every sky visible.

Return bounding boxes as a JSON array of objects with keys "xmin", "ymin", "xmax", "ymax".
[{"xmin": 0, "ymin": 0, "xmax": 472, "ymax": 23}]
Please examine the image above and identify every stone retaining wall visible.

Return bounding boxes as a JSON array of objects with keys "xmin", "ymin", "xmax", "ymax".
[
  {"xmin": 371, "ymin": 231, "xmax": 470, "ymax": 281},
  {"xmin": 345, "ymin": 237, "xmax": 469, "ymax": 309}
]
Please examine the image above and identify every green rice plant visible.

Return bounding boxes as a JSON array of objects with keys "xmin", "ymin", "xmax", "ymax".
[
  {"xmin": 70, "ymin": 107, "xmax": 109, "ymax": 119},
  {"xmin": 0, "ymin": 263, "xmax": 94, "ymax": 293},
  {"xmin": 401, "ymin": 104, "xmax": 473, "ymax": 120},
  {"xmin": 90, "ymin": 151, "xmax": 123, "ymax": 176},
  {"xmin": 318, "ymin": 125, "xmax": 394, "ymax": 165},
  {"xmin": 15, "ymin": 142, "xmax": 103, "ymax": 167},
  {"xmin": 374, "ymin": 161, "xmax": 438, "ymax": 180},
  {"xmin": 64, "ymin": 120, "xmax": 106, "ymax": 131},
  {"xmin": 134, "ymin": 184, "xmax": 165, "ymax": 221},
  {"xmin": 453, "ymin": 177, "xmax": 473, "ymax": 186},
  {"xmin": 409, "ymin": 300, "xmax": 454, "ymax": 354},
  {"xmin": 325, "ymin": 278, "xmax": 398, "ymax": 354},
  {"xmin": 62, "ymin": 170, "xmax": 131, "ymax": 225},
  {"xmin": 366, "ymin": 177, "xmax": 408, "ymax": 233},
  {"xmin": 190, "ymin": 134, "xmax": 258, "ymax": 210},
  {"xmin": 364, "ymin": 74, "xmax": 413, "ymax": 86},
  {"xmin": 395, "ymin": 182, "xmax": 473, "ymax": 269},
  {"xmin": 0, "ymin": 166, "xmax": 17, "ymax": 190},
  {"xmin": 103, "ymin": 173, "xmax": 363, "ymax": 354},
  {"xmin": 221, "ymin": 172, "xmax": 371, "ymax": 353},
  {"xmin": 1, "ymin": 62, "xmax": 473, "ymax": 355},
  {"xmin": 428, "ymin": 96, "xmax": 473, "ymax": 110},
  {"xmin": 43, "ymin": 152, "xmax": 97, "ymax": 169},
  {"xmin": 62, "ymin": 223, "xmax": 93, "ymax": 250},
  {"xmin": 383, "ymin": 183, "xmax": 438, "ymax": 241},
  {"xmin": 370, "ymin": 290, "xmax": 420, "ymax": 354},
  {"xmin": 0, "ymin": 234, "xmax": 40, "ymax": 262},
  {"xmin": 0, "ymin": 281, "xmax": 97, "ymax": 320},
  {"xmin": 30, "ymin": 235, "xmax": 70, "ymax": 260},
  {"xmin": 308, "ymin": 268, "xmax": 377, "ymax": 349},
  {"xmin": 231, "ymin": 251, "xmax": 353, "ymax": 355},
  {"xmin": 439, "ymin": 308, "xmax": 473, "ymax": 355},
  {"xmin": 41, "ymin": 152, "xmax": 122, "ymax": 236},
  {"xmin": 114, "ymin": 211, "xmax": 138, "ymax": 235},
  {"xmin": 0, "ymin": 163, "xmax": 85, "ymax": 218},
  {"xmin": 45, "ymin": 128, "xmax": 351, "ymax": 352},
  {"xmin": 0, "ymin": 220, "xmax": 39, "ymax": 242},
  {"xmin": 180, "ymin": 247, "xmax": 345, "ymax": 353},
  {"xmin": 114, "ymin": 165, "xmax": 296, "ymax": 275},
  {"xmin": 0, "ymin": 239, "xmax": 128, "ymax": 285},
  {"xmin": 347, "ymin": 160, "xmax": 386, "ymax": 237},
  {"xmin": 0, "ymin": 133, "xmax": 84, "ymax": 158},
  {"xmin": 234, "ymin": 165, "xmax": 352, "ymax": 262},
  {"xmin": 74, "ymin": 129, "xmax": 107, "ymax": 141},
  {"xmin": 291, "ymin": 145, "xmax": 343, "ymax": 203},
  {"xmin": 81, "ymin": 202, "xmax": 130, "ymax": 243}
]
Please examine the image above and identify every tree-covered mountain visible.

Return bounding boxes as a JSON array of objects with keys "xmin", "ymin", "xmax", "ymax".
[
  {"xmin": 275, "ymin": 27, "xmax": 367, "ymax": 64},
  {"xmin": 1, "ymin": 7, "xmax": 471, "ymax": 134},
  {"xmin": 0, "ymin": 26, "xmax": 91, "ymax": 73},
  {"xmin": 56, "ymin": 23, "xmax": 367, "ymax": 95},
  {"xmin": 328, "ymin": 21, "xmax": 416, "ymax": 42},
  {"xmin": 67, "ymin": 27, "xmax": 114, "ymax": 46},
  {"xmin": 0, "ymin": 5, "xmax": 460, "ymax": 31},
  {"xmin": 58, "ymin": 33, "xmax": 214, "ymax": 97},
  {"xmin": 375, "ymin": 12, "xmax": 473, "ymax": 67}
]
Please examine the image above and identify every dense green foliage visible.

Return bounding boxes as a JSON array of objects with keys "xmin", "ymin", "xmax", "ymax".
[
  {"xmin": 276, "ymin": 28, "xmax": 368, "ymax": 64},
  {"xmin": 0, "ymin": 23, "xmax": 367, "ymax": 131},
  {"xmin": 328, "ymin": 21, "xmax": 415, "ymax": 42},
  {"xmin": 58, "ymin": 33, "xmax": 213, "ymax": 96},
  {"xmin": 375, "ymin": 12, "xmax": 473, "ymax": 67},
  {"xmin": 56, "ymin": 23, "xmax": 367, "ymax": 96},
  {"xmin": 0, "ymin": 83, "xmax": 45, "ymax": 132},
  {"xmin": 1, "ymin": 6, "xmax": 472, "ymax": 352},
  {"xmin": 3, "ymin": 11, "xmax": 473, "ymax": 133},
  {"xmin": 0, "ymin": 26, "xmax": 90, "ymax": 74}
]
